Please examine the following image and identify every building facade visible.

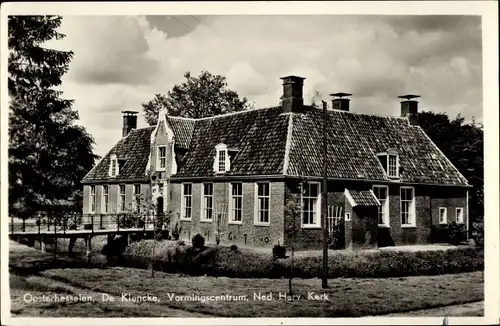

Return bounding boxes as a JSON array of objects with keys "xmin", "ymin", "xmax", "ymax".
[{"xmin": 81, "ymin": 75, "xmax": 470, "ymax": 250}]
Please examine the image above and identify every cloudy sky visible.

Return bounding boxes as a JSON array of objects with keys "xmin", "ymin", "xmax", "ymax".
[{"xmin": 46, "ymin": 15, "xmax": 482, "ymax": 158}]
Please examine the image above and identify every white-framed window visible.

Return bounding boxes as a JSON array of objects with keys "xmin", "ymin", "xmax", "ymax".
[
  {"xmin": 229, "ymin": 183, "xmax": 243, "ymax": 223},
  {"xmin": 254, "ymin": 182, "xmax": 270, "ymax": 225},
  {"xmin": 345, "ymin": 213, "xmax": 351, "ymax": 221},
  {"xmin": 109, "ymin": 154, "xmax": 119, "ymax": 177},
  {"xmin": 102, "ymin": 185, "xmax": 109, "ymax": 213},
  {"xmin": 301, "ymin": 182, "xmax": 321, "ymax": 228},
  {"xmin": 90, "ymin": 185, "xmax": 96, "ymax": 213},
  {"xmin": 376, "ymin": 151, "xmax": 399, "ymax": 178},
  {"xmin": 388, "ymin": 154, "xmax": 398, "ymax": 178},
  {"xmin": 118, "ymin": 184, "xmax": 126, "ymax": 212},
  {"xmin": 157, "ymin": 145, "xmax": 167, "ymax": 171},
  {"xmin": 439, "ymin": 207, "xmax": 448, "ymax": 224},
  {"xmin": 201, "ymin": 183, "xmax": 213, "ymax": 221},
  {"xmin": 456, "ymin": 207, "xmax": 464, "ymax": 224},
  {"xmin": 373, "ymin": 185, "xmax": 389, "ymax": 226},
  {"xmin": 400, "ymin": 187, "xmax": 416, "ymax": 227},
  {"xmin": 213, "ymin": 143, "xmax": 230, "ymax": 173},
  {"xmin": 181, "ymin": 183, "xmax": 192, "ymax": 220},
  {"xmin": 133, "ymin": 184, "xmax": 141, "ymax": 213}
]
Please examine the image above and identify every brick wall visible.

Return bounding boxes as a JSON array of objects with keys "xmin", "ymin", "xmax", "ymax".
[{"xmin": 170, "ymin": 180, "xmax": 285, "ymax": 247}]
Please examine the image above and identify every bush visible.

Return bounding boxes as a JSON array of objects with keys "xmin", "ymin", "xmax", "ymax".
[
  {"xmin": 472, "ymin": 222, "xmax": 484, "ymax": 247},
  {"xmin": 192, "ymin": 234, "xmax": 205, "ymax": 249},
  {"xmin": 230, "ymin": 244, "xmax": 238, "ymax": 251},
  {"xmin": 272, "ymin": 244, "xmax": 287, "ymax": 259},
  {"xmin": 177, "ymin": 240, "xmax": 186, "ymax": 246},
  {"xmin": 432, "ymin": 222, "xmax": 467, "ymax": 245},
  {"xmin": 123, "ymin": 241, "xmax": 483, "ymax": 279}
]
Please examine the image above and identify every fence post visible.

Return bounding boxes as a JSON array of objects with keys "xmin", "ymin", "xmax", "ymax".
[
  {"xmin": 54, "ymin": 215, "xmax": 57, "ymax": 260},
  {"xmin": 100, "ymin": 214, "xmax": 103, "ymax": 229},
  {"xmin": 91, "ymin": 215, "xmax": 94, "ymax": 234},
  {"xmin": 11, "ymin": 216, "xmax": 14, "ymax": 234},
  {"xmin": 38, "ymin": 215, "xmax": 41, "ymax": 235},
  {"xmin": 117, "ymin": 214, "xmax": 120, "ymax": 232},
  {"xmin": 22, "ymin": 218, "xmax": 26, "ymax": 233}
]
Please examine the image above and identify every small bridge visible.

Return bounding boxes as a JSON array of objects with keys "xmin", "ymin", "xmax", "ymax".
[{"xmin": 9, "ymin": 214, "xmax": 158, "ymax": 259}]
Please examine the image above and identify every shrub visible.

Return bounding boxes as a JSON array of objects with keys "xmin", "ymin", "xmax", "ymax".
[
  {"xmin": 230, "ymin": 244, "xmax": 238, "ymax": 251},
  {"xmin": 192, "ymin": 234, "xmax": 205, "ymax": 249},
  {"xmin": 123, "ymin": 241, "xmax": 483, "ymax": 279},
  {"xmin": 472, "ymin": 222, "xmax": 484, "ymax": 247},
  {"xmin": 177, "ymin": 240, "xmax": 186, "ymax": 246},
  {"xmin": 272, "ymin": 244, "xmax": 287, "ymax": 259}
]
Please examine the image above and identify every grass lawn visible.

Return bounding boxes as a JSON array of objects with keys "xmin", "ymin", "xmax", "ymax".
[
  {"xmin": 8, "ymin": 241, "xmax": 484, "ymax": 317},
  {"xmin": 39, "ymin": 267, "xmax": 484, "ymax": 317}
]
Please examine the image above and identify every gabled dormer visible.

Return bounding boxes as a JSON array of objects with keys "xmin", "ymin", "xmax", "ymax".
[
  {"xmin": 109, "ymin": 154, "xmax": 119, "ymax": 178},
  {"xmin": 146, "ymin": 108, "xmax": 177, "ymax": 178},
  {"xmin": 213, "ymin": 143, "xmax": 231, "ymax": 173},
  {"xmin": 376, "ymin": 148, "xmax": 399, "ymax": 179}
]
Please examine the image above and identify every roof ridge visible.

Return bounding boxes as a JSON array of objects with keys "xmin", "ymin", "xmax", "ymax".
[
  {"xmin": 168, "ymin": 107, "xmax": 280, "ymax": 121},
  {"xmin": 304, "ymin": 105, "xmax": 408, "ymax": 120}
]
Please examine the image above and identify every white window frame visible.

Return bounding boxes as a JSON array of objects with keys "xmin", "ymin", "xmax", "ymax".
[
  {"xmin": 200, "ymin": 183, "xmax": 214, "ymax": 222},
  {"xmin": 89, "ymin": 185, "xmax": 96, "ymax": 213},
  {"xmin": 228, "ymin": 182, "xmax": 243, "ymax": 224},
  {"xmin": 109, "ymin": 154, "xmax": 119, "ymax": 177},
  {"xmin": 133, "ymin": 184, "xmax": 141, "ymax": 213},
  {"xmin": 373, "ymin": 185, "xmax": 389, "ymax": 227},
  {"xmin": 301, "ymin": 182, "xmax": 321, "ymax": 229},
  {"xmin": 156, "ymin": 145, "xmax": 167, "ymax": 171},
  {"xmin": 400, "ymin": 186, "xmax": 416, "ymax": 227},
  {"xmin": 180, "ymin": 183, "xmax": 192, "ymax": 221},
  {"xmin": 456, "ymin": 207, "xmax": 464, "ymax": 224},
  {"xmin": 254, "ymin": 182, "xmax": 270, "ymax": 226},
  {"xmin": 102, "ymin": 185, "xmax": 109, "ymax": 213},
  {"xmin": 117, "ymin": 184, "xmax": 126, "ymax": 213},
  {"xmin": 387, "ymin": 154, "xmax": 399, "ymax": 178},
  {"xmin": 213, "ymin": 143, "xmax": 230, "ymax": 173},
  {"xmin": 439, "ymin": 207, "xmax": 448, "ymax": 224}
]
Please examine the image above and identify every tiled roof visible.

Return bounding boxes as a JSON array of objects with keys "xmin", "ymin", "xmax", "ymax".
[
  {"xmin": 345, "ymin": 189, "xmax": 381, "ymax": 207},
  {"xmin": 82, "ymin": 105, "xmax": 469, "ymax": 187},
  {"xmin": 82, "ymin": 127, "xmax": 154, "ymax": 182},
  {"xmin": 287, "ymin": 106, "xmax": 470, "ymax": 186},
  {"xmin": 175, "ymin": 107, "xmax": 289, "ymax": 176}
]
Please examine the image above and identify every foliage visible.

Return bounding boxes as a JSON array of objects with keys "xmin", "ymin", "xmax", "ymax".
[
  {"xmin": 230, "ymin": 244, "xmax": 238, "ymax": 251},
  {"xmin": 124, "ymin": 241, "xmax": 483, "ymax": 278},
  {"xmin": 192, "ymin": 234, "xmax": 205, "ymax": 249},
  {"xmin": 418, "ymin": 111, "xmax": 484, "ymax": 223},
  {"xmin": 432, "ymin": 222, "xmax": 467, "ymax": 245},
  {"xmin": 8, "ymin": 16, "xmax": 98, "ymax": 218},
  {"xmin": 142, "ymin": 71, "xmax": 253, "ymax": 125},
  {"xmin": 272, "ymin": 245, "xmax": 287, "ymax": 259},
  {"xmin": 471, "ymin": 222, "xmax": 484, "ymax": 248}
]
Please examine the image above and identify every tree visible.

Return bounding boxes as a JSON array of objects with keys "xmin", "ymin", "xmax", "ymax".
[
  {"xmin": 142, "ymin": 71, "xmax": 253, "ymax": 125},
  {"xmin": 8, "ymin": 16, "xmax": 99, "ymax": 218},
  {"xmin": 284, "ymin": 189, "xmax": 302, "ymax": 297},
  {"xmin": 418, "ymin": 111, "xmax": 484, "ymax": 224}
]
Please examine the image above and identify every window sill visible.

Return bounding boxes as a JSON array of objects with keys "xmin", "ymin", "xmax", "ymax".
[
  {"xmin": 439, "ymin": 222, "xmax": 448, "ymax": 225},
  {"xmin": 200, "ymin": 219, "xmax": 213, "ymax": 223},
  {"xmin": 301, "ymin": 224, "xmax": 321, "ymax": 229},
  {"xmin": 254, "ymin": 222, "xmax": 270, "ymax": 227},
  {"xmin": 378, "ymin": 224, "xmax": 390, "ymax": 228},
  {"xmin": 155, "ymin": 168, "xmax": 166, "ymax": 172},
  {"xmin": 179, "ymin": 218, "xmax": 192, "ymax": 222},
  {"xmin": 228, "ymin": 221, "xmax": 242, "ymax": 225},
  {"xmin": 401, "ymin": 224, "xmax": 417, "ymax": 229}
]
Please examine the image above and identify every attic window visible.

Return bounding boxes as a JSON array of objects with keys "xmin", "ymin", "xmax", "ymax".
[
  {"xmin": 157, "ymin": 145, "xmax": 167, "ymax": 171},
  {"xmin": 109, "ymin": 154, "xmax": 119, "ymax": 177},
  {"xmin": 376, "ymin": 150, "xmax": 399, "ymax": 178},
  {"xmin": 214, "ymin": 143, "xmax": 230, "ymax": 173}
]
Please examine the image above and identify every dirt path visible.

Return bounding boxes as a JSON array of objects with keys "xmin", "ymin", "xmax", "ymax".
[{"xmin": 381, "ymin": 301, "xmax": 484, "ymax": 317}]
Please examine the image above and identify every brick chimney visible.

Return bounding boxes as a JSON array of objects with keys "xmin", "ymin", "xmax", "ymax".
[
  {"xmin": 122, "ymin": 111, "xmax": 138, "ymax": 137},
  {"xmin": 280, "ymin": 75, "xmax": 305, "ymax": 113},
  {"xmin": 398, "ymin": 95, "xmax": 420, "ymax": 125},
  {"xmin": 330, "ymin": 92, "xmax": 352, "ymax": 111}
]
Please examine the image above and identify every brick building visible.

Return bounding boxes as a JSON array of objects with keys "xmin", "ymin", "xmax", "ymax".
[{"xmin": 81, "ymin": 75, "xmax": 471, "ymax": 250}]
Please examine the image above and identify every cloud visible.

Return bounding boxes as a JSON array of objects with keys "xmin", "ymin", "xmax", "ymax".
[{"xmin": 49, "ymin": 15, "xmax": 482, "ymax": 156}]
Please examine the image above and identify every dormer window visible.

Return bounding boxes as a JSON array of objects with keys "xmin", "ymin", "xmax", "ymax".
[
  {"xmin": 214, "ymin": 143, "xmax": 230, "ymax": 173},
  {"xmin": 376, "ymin": 149, "xmax": 399, "ymax": 178},
  {"xmin": 109, "ymin": 154, "xmax": 119, "ymax": 177},
  {"xmin": 157, "ymin": 145, "xmax": 167, "ymax": 171}
]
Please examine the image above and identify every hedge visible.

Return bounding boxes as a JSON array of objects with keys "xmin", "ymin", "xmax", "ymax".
[{"xmin": 122, "ymin": 240, "xmax": 483, "ymax": 279}]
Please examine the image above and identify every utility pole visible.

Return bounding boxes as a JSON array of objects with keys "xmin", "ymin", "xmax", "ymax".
[{"xmin": 321, "ymin": 100, "xmax": 328, "ymax": 289}]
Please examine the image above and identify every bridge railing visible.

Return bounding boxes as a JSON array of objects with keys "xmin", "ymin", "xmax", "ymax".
[{"xmin": 9, "ymin": 213, "xmax": 158, "ymax": 235}]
